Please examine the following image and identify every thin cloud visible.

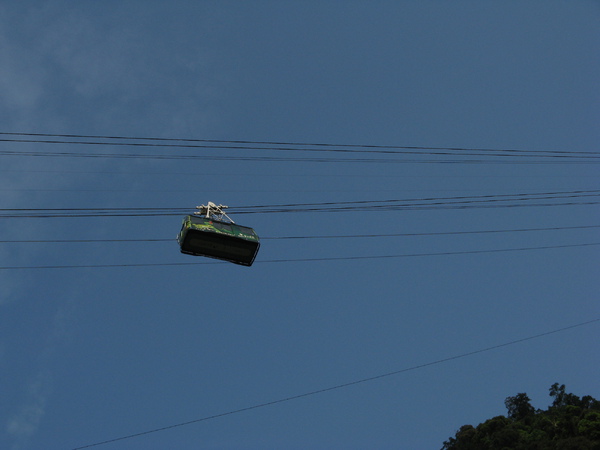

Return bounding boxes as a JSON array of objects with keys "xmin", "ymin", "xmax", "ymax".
[
  {"xmin": 6, "ymin": 371, "xmax": 51, "ymax": 450},
  {"xmin": 4, "ymin": 295, "xmax": 76, "ymax": 449}
]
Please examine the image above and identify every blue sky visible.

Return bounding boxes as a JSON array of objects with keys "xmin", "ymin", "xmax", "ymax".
[{"xmin": 1, "ymin": 1, "xmax": 599, "ymax": 449}]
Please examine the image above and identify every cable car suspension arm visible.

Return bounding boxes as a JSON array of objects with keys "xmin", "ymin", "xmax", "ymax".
[{"xmin": 194, "ymin": 202, "xmax": 235, "ymax": 223}]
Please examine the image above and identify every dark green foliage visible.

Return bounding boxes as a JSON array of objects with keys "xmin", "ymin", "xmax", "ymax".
[
  {"xmin": 505, "ymin": 393, "xmax": 536, "ymax": 420},
  {"xmin": 442, "ymin": 384, "xmax": 600, "ymax": 450}
]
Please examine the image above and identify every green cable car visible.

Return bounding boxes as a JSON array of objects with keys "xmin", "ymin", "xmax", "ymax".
[{"xmin": 177, "ymin": 203, "xmax": 260, "ymax": 266}]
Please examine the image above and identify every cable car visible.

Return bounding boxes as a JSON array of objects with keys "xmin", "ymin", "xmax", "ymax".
[{"xmin": 177, "ymin": 203, "xmax": 260, "ymax": 266}]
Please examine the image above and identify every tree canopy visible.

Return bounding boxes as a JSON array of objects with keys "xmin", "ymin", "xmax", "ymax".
[{"xmin": 442, "ymin": 384, "xmax": 600, "ymax": 450}]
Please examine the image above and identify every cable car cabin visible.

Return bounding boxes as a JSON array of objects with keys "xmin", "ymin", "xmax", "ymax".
[{"xmin": 177, "ymin": 215, "xmax": 260, "ymax": 266}]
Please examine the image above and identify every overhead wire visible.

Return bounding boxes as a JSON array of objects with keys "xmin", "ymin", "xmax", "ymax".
[
  {"xmin": 2, "ymin": 242, "xmax": 599, "ymax": 270},
  {"xmin": 0, "ymin": 132, "xmax": 597, "ymax": 164},
  {"xmin": 2, "ymin": 168, "xmax": 598, "ymax": 178},
  {"xmin": 231, "ymin": 190, "xmax": 600, "ymax": 214},
  {"xmin": 2, "ymin": 148, "xmax": 595, "ymax": 164},
  {"xmin": 1, "ymin": 190, "xmax": 598, "ymax": 218},
  {"xmin": 2, "ymin": 201, "xmax": 598, "ymax": 219},
  {"xmin": 2, "ymin": 131, "xmax": 599, "ymax": 156},
  {"xmin": 1, "ymin": 225, "xmax": 599, "ymax": 244},
  {"xmin": 0, "ymin": 203, "xmax": 597, "ymax": 218},
  {"xmin": 71, "ymin": 317, "xmax": 600, "ymax": 449}
]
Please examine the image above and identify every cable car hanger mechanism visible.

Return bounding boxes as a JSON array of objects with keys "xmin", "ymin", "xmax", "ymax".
[{"xmin": 195, "ymin": 202, "xmax": 235, "ymax": 223}]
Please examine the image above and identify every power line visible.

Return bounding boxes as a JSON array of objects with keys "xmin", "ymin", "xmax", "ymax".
[
  {"xmin": 233, "ymin": 189, "xmax": 600, "ymax": 209},
  {"xmin": 0, "ymin": 135, "xmax": 598, "ymax": 164},
  {"xmin": 2, "ymin": 167, "xmax": 598, "ymax": 178},
  {"xmin": 2, "ymin": 242, "xmax": 599, "ymax": 270},
  {"xmin": 71, "ymin": 317, "xmax": 600, "ymax": 449},
  {"xmin": 266, "ymin": 225, "xmax": 600, "ymax": 239},
  {"xmin": 0, "ymin": 201, "xmax": 597, "ymax": 219},
  {"xmin": 1, "ymin": 225, "xmax": 598, "ymax": 244},
  {"xmin": 3, "ymin": 147, "xmax": 595, "ymax": 165},
  {"xmin": 232, "ymin": 190, "xmax": 600, "ymax": 214},
  {"xmin": 2, "ymin": 131, "xmax": 598, "ymax": 156},
  {"xmin": 1, "ymin": 190, "xmax": 598, "ymax": 218}
]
